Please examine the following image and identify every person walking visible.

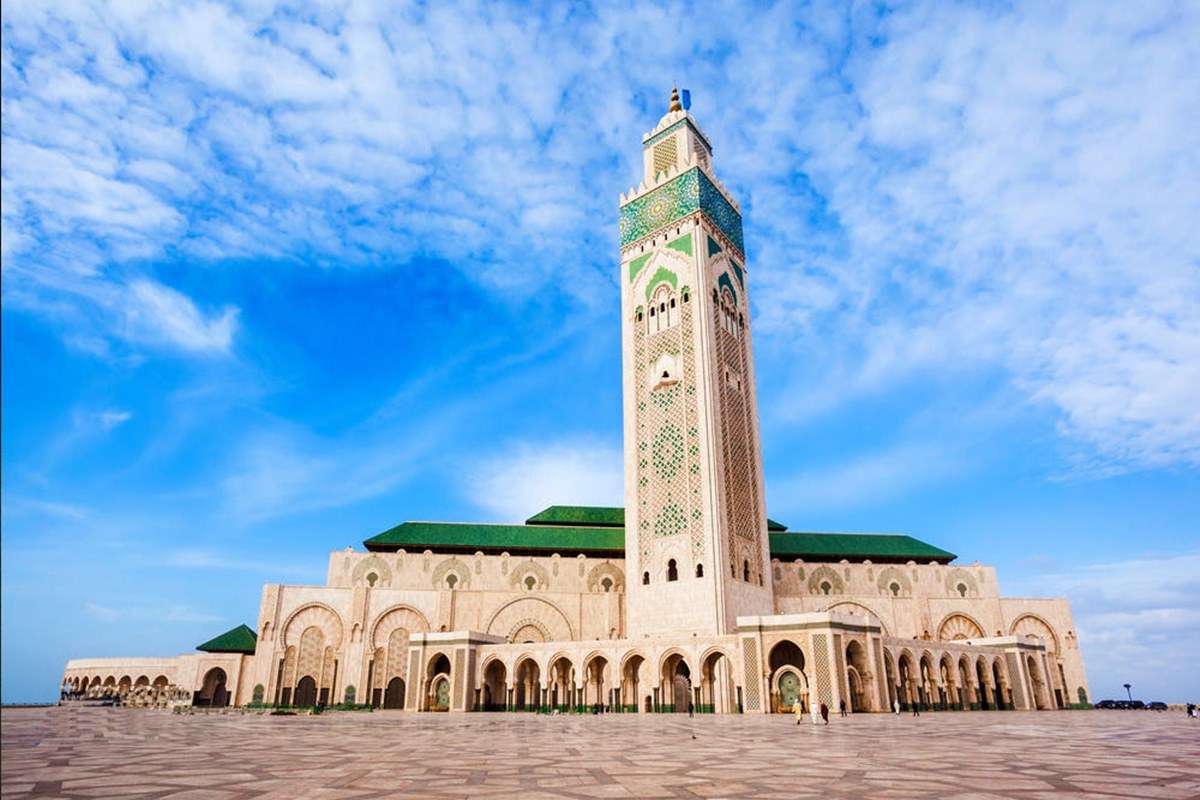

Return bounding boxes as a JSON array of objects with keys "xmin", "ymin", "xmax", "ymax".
[
  {"xmin": 793, "ymin": 698, "xmax": 803, "ymax": 725},
  {"xmin": 688, "ymin": 699, "xmax": 694, "ymax": 718},
  {"xmin": 892, "ymin": 698, "xmax": 900, "ymax": 715},
  {"xmin": 839, "ymin": 699, "xmax": 847, "ymax": 717},
  {"xmin": 810, "ymin": 700, "xmax": 820, "ymax": 725},
  {"xmin": 911, "ymin": 700, "xmax": 921, "ymax": 717},
  {"xmin": 820, "ymin": 703, "xmax": 830, "ymax": 725}
]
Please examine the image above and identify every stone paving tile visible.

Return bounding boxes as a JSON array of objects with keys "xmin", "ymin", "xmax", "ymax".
[{"xmin": 3, "ymin": 707, "xmax": 1199, "ymax": 799}]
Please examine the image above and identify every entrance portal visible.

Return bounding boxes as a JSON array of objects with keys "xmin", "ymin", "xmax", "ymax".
[
  {"xmin": 294, "ymin": 675, "xmax": 317, "ymax": 707},
  {"xmin": 384, "ymin": 677, "xmax": 406, "ymax": 709}
]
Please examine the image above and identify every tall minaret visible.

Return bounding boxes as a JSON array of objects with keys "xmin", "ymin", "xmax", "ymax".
[{"xmin": 619, "ymin": 89, "xmax": 773, "ymax": 637}]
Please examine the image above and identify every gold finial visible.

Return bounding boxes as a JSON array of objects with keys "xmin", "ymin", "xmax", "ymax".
[{"xmin": 669, "ymin": 86, "xmax": 682, "ymax": 112}]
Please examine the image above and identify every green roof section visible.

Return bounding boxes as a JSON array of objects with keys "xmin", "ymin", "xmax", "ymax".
[
  {"xmin": 363, "ymin": 508, "xmax": 953, "ymax": 564},
  {"xmin": 768, "ymin": 532, "xmax": 955, "ymax": 563},
  {"xmin": 365, "ymin": 521, "xmax": 625, "ymax": 556},
  {"xmin": 526, "ymin": 506, "xmax": 625, "ymax": 527},
  {"xmin": 196, "ymin": 624, "xmax": 258, "ymax": 655}
]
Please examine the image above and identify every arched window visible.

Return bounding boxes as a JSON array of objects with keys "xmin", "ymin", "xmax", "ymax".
[
  {"xmin": 682, "ymin": 289, "xmax": 690, "ymax": 303},
  {"xmin": 649, "ymin": 284, "xmax": 679, "ymax": 333},
  {"xmin": 742, "ymin": 560, "xmax": 750, "ymax": 582},
  {"xmin": 820, "ymin": 581, "xmax": 832, "ymax": 595},
  {"xmin": 889, "ymin": 582, "xmax": 900, "ymax": 597},
  {"xmin": 642, "ymin": 571, "xmax": 650, "ymax": 585},
  {"xmin": 601, "ymin": 577, "xmax": 613, "ymax": 592},
  {"xmin": 446, "ymin": 574, "xmax": 458, "ymax": 589},
  {"xmin": 524, "ymin": 575, "xmax": 536, "ymax": 591},
  {"xmin": 695, "ymin": 564, "xmax": 704, "ymax": 578},
  {"xmin": 366, "ymin": 572, "xmax": 378, "ymax": 587},
  {"xmin": 957, "ymin": 583, "xmax": 967, "ymax": 598},
  {"xmin": 667, "ymin": 559, "xmax": 678, "ymax": 582}
]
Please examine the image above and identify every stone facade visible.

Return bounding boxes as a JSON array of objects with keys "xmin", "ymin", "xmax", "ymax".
[{"xmin": 61, "ymin": 90, "xmax": 1089, "ymax": 715}]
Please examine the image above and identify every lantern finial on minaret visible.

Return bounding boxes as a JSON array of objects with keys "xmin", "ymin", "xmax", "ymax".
[{"xmin": 668, "ymin": 86, "xmax": 682, "ymax": 112}]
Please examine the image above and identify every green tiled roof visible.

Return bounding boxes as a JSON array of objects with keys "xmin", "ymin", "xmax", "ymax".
[
  {"xmin": 196, "ymin": 624, "xmax": 258, "ymax": 654},
  {"xmin": 364, "ymin": 509, "xmax": 954, "ymax": 564},
  {"xmin": 365, "ymin": 521, "xmax": 626, "ymax": 556},
  {"xmin": 769, "ymin": 532, "xmax": 955, "ymax": 563},
  {"xmin": 526, "ymin": 506, "xmax": 624, "ymax": 527}
]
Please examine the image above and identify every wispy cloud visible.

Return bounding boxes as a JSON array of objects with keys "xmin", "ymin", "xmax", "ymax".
[
  {"xmin": 768, "ymin": 443, "xmax": 964, "ymax": 515},
  {"xmin": 84, "ymin": 601, "xmax": 222, "ymax": 625},
  {"xmin": 467, "ymin": 437, "xmax": 623, "ymax": 522},
  {"xmin": 3, "ymin": 1, "xmax": 1197, "ymax": 474},
  {"xmin": 1009, "ymin": 551, "xmax": 1200, "ymax": 701}
]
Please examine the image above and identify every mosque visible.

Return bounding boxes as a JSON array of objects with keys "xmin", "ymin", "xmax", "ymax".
[{"xmin": 61, "ymin": 90, "xmax": 1090, "ymax": 715}]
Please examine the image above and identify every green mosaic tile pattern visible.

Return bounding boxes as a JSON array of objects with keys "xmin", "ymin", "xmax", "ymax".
[
  {"xmin": 652, "ymin": 423, "xmax": 685, "ymax": 479},
  {"xmin": 645, "ymin": 265, "xmax": 679, "ymax": 300},
  {"xmin": 620, "ymin": 168, "xmax": 743, "ymax": 254},
  {"xmin": 655, "ymin": 501, "xmax": 687, "ymax": 538},
  {"xmin": 628, "ymin": 253, "xmax": 652, "ymax": 284},
  {"xmin": 717, "ymin": 272, "xmax": 738, "ymax": 305},
  {"xmin": 667, "ymin": 233, "xmax": 693, "ymax": 257}
]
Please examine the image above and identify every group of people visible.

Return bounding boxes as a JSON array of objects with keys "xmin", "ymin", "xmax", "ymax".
[
  {"xmin": 792, "ymin": 698, "xmax": 851, "ymax": 725},
  {"xmin": 1188, "ymin": 703, "xmax": 1197, "ymax": 718}
]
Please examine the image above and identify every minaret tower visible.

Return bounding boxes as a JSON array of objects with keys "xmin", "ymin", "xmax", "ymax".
[{"xmin": 619, "ymin": 89, "xmax": 773, "ymax": 637}]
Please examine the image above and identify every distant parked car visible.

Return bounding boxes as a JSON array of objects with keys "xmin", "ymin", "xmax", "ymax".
[
  {"xmin": 1147, "ymin": 701, "xmax": 1168, "ymax": 711},
  {"xmin": 1128, "ymin": 700, "xmax": 1146, "ymax": 710},
  {"xmin": 1095, "ymin": 700, "xmax": 1118, "ymax": 709}
]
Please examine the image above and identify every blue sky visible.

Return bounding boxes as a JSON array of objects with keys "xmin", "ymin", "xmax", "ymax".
[{"xmin": 2, "ymin": 1, "xmax": 1198, "ymax": 704}]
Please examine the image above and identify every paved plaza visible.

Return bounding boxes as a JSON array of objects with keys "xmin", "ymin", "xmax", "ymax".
[{"xmin": 2, "ymin": 707, "xmax": 1198, "ymax": 799}]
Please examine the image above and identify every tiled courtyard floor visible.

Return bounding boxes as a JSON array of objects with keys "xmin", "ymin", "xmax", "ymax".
[{"xmin": 2, "ymin": 706, "xmax": 1198, "ymax": 799}]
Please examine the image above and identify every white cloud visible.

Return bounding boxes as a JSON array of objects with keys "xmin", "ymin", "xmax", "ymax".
[
  {"xmin": 1010, "ymin": 552, "xmax": 1200, "ymax": 701},
  {"xmin": 96, "ymin": 410, "xmax": 133, "ymax": 431},
  {"xmin": 84, "ymin": 601, "xmax": 222, "ymax": 624},
  {"xmin": 467, "ymin": 438, "xmax": 624, "ymax": 522},
  {"xmin": 2, "ymin": 0, "xmax": 1197, "ymax": 473},
  {"xmin": 768, "ymin": 443, "xmax": 963, "ymax": 515}
]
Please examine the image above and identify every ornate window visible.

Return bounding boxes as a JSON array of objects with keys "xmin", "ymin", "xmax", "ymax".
[
  {"xmin": 366, "ymin": 572, "xmax": 378, "ymax": 587},
  {"xmin": 648, "ymin": 284, "xmax": 679, "ymax": 334},
  {"xmin": 957, "ymin": 583, "xmax": 968, "ymax": 598},
  {"xmin": 601, "ymin": 577, "xmax": 613, "ymax": 592},
  {"xmin": 742, "ymin": 560, "xmax": 750, "ymax": 582},
  {"xmin": 889, "ymin": 582, "xmax": 900, "ymax": 597},
  {"xmin": 695, "ymin": 564, "xmax": 704, "ymax": 578},
  {"xmin": 446, "ymin": 574, "xmax": 458, "ymax": 590},
  {"xmin": 667, "ymin": 559, "xmax": 678, "ymax": 582},
  {"xmin": 642, "ymin": 571, "xmax": 650, "ymax": 585},
  {"xmin": 820, "ymin": 581, "xmax": 832, "ymax": 595}
]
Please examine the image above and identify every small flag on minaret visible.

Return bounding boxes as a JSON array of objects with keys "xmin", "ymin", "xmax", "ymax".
[{"xmin": 680, "ymin": 89, "xmax": 691, "ymax": 110}]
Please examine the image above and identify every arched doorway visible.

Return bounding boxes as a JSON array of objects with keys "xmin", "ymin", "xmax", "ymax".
[
  {"xmin": 938, "ymin": 656, "xmax": 956, "ymax": 709},
  {"xmin": 135, "ymin": 675, "xmax": 150, "ymax": 688},
  {"xmin": 482, "ymin": 660, "xmax": 507, "ymax": 711},
  {"xmin": 767, "ymin": 640, "xmax": 806, "ymax": 713},
  {"xmin": 294, "ymin": 675, "xmax": 317, "ymax": 707},
  {"xmin": 897, "ymin": 652, "xmax": 917, "ymax": 710},
  {"xmin": 384, "ymin": 677, "xmax": 406, "ymax": 709},
  {"xmin": 196, "ymin": 668, "xmax": 229, "ymax": 707},
  {"xmin": 426, "ymin": 653, "xmax": 451, "ymax": 711},
  {"xmin": 957, "ymin": 658, "xmax": 972, "ymax": 709},
  {"xmin": 584, "ymin": 656, "xmax": 608, "ymax": 710},
  {"xmin": 514, "ymin": 658, "xmax": 540, "ymax": 711},
  {"xmin": 548, "ymin": 655, "xmax": 575, "ymax": 710},
  {"xmin": 844, "ymin": 641, "xmax": 872, "ymax": 712},
  {"xmin": 700, "ymin": 650, "xmax": 734, "ymax": 713},
  {"xmin": 659, "ymin": 652, "xmax": 691, "ymax": 713},
  {"xmin": 621, "ymin": 654, "xmax": 645, "ymax": 712}
]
